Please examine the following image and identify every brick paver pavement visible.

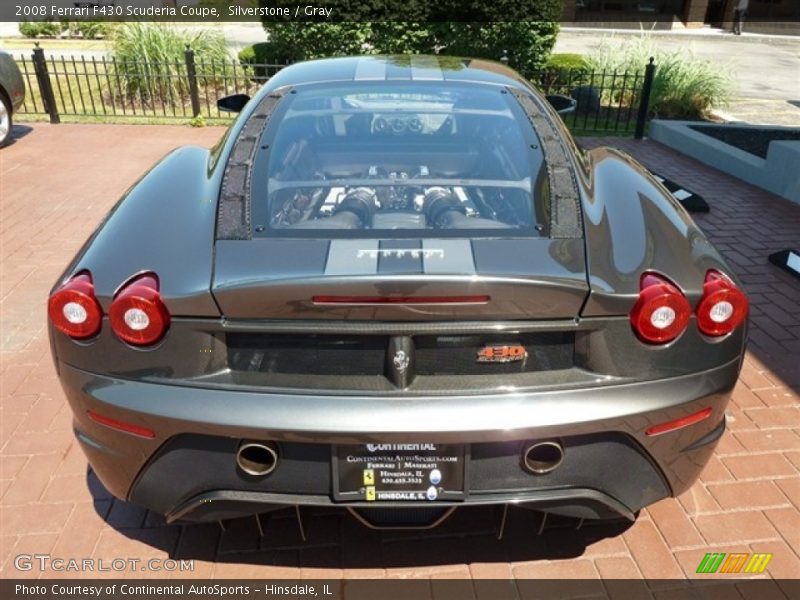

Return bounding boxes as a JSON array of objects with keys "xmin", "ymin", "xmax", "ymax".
[{"xmin": 1, "ymin": 124, "xmax": 798, "ymax": 586}]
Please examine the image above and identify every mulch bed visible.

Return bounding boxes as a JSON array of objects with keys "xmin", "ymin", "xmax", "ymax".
[{"xmin": 689, "ymin": 125, "xmax": 800, "ymax": 159}]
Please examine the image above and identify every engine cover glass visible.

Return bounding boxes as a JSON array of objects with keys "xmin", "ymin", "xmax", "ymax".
[{"xmin": 250, "ymin": 81, "xmax": 549, "ymax": 237}]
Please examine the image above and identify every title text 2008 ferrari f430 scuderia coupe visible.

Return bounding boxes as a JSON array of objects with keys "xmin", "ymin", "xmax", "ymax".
[{"xmin": 48, "ymin": 56, "xmax": 747, "ymax": 529}]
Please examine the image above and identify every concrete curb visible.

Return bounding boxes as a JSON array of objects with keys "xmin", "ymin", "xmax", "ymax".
[{"xmin": 560, "ymin": 26, "xmax": 800, "ymax": 46}]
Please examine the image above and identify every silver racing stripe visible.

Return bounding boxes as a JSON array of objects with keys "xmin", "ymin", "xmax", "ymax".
[
  {"xmin": 378, "ymin": 239, "xmax": 423, "ymax": 274},
  {"xmin": 325, "ymin": 239, "xmax": 379, "ymax": 275},
  {"xmin": 325, "ymin": 239, "xmax": 476, "ymax": 275},
  {"xmin": 410, "ymin": 55, "xmax": 444, "ymax": 81},
  {"xmin": 354, "ymin": 58, "xmax": 387, "ymax": 81},
  {"xmin": 422, "ymin": 239, "xmax": 476, "ymax": 274}
]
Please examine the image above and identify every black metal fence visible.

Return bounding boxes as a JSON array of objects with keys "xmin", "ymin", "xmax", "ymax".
[
  {"xmin": 16, "ymin": 47, "xmax": 656, "ymax": 137},
  {"xmin": 537, "ymin": 57, "xmax": 656, "ymax": 138},
  {"xmin": 16, "ymin": 46, "xmax": 290, "ymax": 123}
]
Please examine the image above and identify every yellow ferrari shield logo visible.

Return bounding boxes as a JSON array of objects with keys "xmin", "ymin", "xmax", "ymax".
[{"xmin": 363, "ymin": 469, "xmax": 375, "ymax": 485}]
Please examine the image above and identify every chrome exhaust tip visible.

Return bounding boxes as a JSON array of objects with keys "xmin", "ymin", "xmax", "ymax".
[
  {"xmin": 236, "ymin": 441, "xmax": 279, "ymax": 477},
  {"xmin": 522, "ymin": 440, "xmax": 564, "ymax": 475}
]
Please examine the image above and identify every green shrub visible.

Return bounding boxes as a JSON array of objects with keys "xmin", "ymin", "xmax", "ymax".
[
  {"xmin": 188, "ymin": 114, "xmax": 206, "ymax": 128},
  {"xmin": 259, "ymin": 1, "xmax": 562, "ymax": 77},
  {"xmin": 238, "ymin": 41, "xmax": 292, "ymax": 79},
  {"xmin": 437, "ymin": 22, "xmax": 560, "ymax": 77},
  {"xmin": 111, "ymin": 22, "xmax": 229, "ymax": 103},
  {"xmin": 261, "ymin": 23, "xmax": 373, "ymax": 61},
  {"xmin": 536, "ymin": 52, "xmax": 592, "ymax": 93},
  {"xmin": 546, "ymin": 53, "xmax": 590, "ymax": 71},
  {"xmin": 18, "ymin": 21, "xmax": 38, "ymax": 38},
  {"xmin": 238, "ymin": 43, "xmax": 269, "ymax": 64},
  {"xmin": 588, "ymin": 34, "xmax": 731, "ymax": 119},
  {"xmin": 368, "ymin": 23, "xmax": 438, "ymax": 55},
  {"xmin": 261, "ymin": 22, "xmax": 559, "ymax": 77},
  {"xmin": 18, "ymin": 20, "xmax": 62, "ymax": 38},
  {"xmin": 76, "ymin": 21, "xmax": 111, "ymax": 40}
]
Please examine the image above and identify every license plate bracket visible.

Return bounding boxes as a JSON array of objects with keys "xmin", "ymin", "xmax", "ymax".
[{"xmin": 333, "ymin": 443, "xmax": 468, "ymax": 502}]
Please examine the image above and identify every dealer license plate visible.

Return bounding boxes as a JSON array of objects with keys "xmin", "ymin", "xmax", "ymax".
[{"xmin": 333, "ymin": 443, "xmax": 467, "ymax": 502}]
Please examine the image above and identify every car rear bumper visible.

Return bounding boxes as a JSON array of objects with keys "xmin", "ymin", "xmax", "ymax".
[{"xmin": 58, "ymin": 356, "xmax": 739, "ymax": 523}]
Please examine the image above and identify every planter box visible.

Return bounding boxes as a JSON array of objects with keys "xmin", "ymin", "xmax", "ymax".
[{"xmin": 649, "ymin": 120, "xmax": 800, "ymax": 205}]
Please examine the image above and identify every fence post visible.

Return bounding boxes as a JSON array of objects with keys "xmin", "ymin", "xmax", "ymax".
[
  {"xmin": 31, "ymin": 44, "xmax": 60, "ymax": 124},
  {"xmin": 634, "ymin": 57, "xmax": 655, "ymax": 139},
  {"xmin": 184, "ymin": 45, "xmax": 201, "ymax": 118}
]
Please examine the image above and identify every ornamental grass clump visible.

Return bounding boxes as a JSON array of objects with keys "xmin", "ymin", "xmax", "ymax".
[
  {"xmin": 589, "ymin": 33, "xmax": 731, "ymax": 119},
  {"xmin": 111, "ymin": 22, "xmax": 229, "ymax": 105}
]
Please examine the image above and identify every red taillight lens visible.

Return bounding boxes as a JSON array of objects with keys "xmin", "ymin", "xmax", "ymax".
[
  {"xmin": 48, "ymin": 272, "xmax": 103, "ymax": 340},
  {"xmin": 630, "ymin": 272, "xmax": 692, "ymax": 344},
  {"xmin": 109, "ymin": 273, "xmax": 170, "ymax": 346},
  {"xmin": 696, "ymin": 270, "xmax": 748, "ymax": 337}
]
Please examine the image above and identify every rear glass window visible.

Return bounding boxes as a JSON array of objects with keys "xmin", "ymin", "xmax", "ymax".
[{"xmin": 250, "ymin": 82, "xmax": 549, "ymax": 237}]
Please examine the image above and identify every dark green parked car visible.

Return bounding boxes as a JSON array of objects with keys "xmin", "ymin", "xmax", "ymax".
[{"xmin": 0, "ymin": 49, "xmax": 25, "ymax": 147}]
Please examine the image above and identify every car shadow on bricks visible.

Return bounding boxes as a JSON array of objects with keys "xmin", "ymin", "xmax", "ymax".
[
  {"xmin": 5, "ymin": 124, "xmax": 34, "ymax": 147},
  {"xmin": 87, "ymin": 470, "xmax": 634, "ymax": 568}
]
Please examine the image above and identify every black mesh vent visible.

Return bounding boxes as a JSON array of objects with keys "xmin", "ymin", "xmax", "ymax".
[
  {"xmin": 228, "ymin": 334, "xmax": 388, "ymax": 376},
  {"xmin": 227, "ymin": 331, "xmax": 574, "ymax": 381},
  {"xmin": 217, "ymin": 88, "xmax": 292, "ymax": 240},
  {"xmin": 508, "ymin": 87, "xmax": 583, "ymax": 239}
]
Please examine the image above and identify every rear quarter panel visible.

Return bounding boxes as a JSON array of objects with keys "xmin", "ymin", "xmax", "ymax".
[
  {"xmin": 576, "ymin": 146, "xmax": 746, "ymax": 378},
  {"xmin": 52, "ymin": 145, "xmax": 222, "ymax": 317},
  {"xmin": 580, "ymin": 146, "xmax": 738, "ymax": 315}
]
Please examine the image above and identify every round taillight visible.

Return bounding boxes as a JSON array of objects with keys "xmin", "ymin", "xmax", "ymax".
[
  {"xmin": 696, "ymin": 270, "xmax": 748, "ymax": 337},
  {"xmin": 630, "ymin": 272, "xmax": 692, "ymax": 344},
  {"xmin": 109, "ymin": 273, "xmax": 170, "ymax": 346},
  {"xmin": 48, "ymin": 272, "xmax": 103, "ymax": 340}
]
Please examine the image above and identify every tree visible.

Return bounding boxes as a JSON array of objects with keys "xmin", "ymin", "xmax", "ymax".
[{"xmin": 257, "ymin": 0, "xmax": 563, "ymax": 77}]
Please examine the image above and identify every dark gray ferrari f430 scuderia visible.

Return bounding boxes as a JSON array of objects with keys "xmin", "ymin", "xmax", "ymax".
[{"xmin": 48, "ymin": 56, "xmax": 748, "ymax": 529}]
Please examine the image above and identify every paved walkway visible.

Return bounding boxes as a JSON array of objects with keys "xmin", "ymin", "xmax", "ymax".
[
  {"xmin": 1, "ymin": 124, "xmax": 799, "ymax": 587},
  {"xmin": 713, "ymin": 99, "xmax": 800, "ymax": 128}
]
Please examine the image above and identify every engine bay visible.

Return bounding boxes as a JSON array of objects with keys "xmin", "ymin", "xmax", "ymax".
[
  {"xmin": 270, "ymin": 166, "xmax": 529, "ymax": 231},
  {"xmin": 252, "ymin": 83, "xmax": 548, "ymax": 234}
]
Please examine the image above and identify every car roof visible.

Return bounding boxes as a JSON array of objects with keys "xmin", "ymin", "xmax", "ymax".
[{"xmin": 259, "ymin": 55, "xmax": 534, "ymax": 94}]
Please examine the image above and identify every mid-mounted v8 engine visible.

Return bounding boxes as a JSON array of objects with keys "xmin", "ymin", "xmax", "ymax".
[{"xmin": 273, "ymin": 166, "xmax": 514, "ymax": 231}]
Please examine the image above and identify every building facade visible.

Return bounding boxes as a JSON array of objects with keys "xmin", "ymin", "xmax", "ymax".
[{"xmin": 561, "ymin": 0, "xmax": 800, "ymax": 32}]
